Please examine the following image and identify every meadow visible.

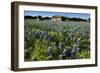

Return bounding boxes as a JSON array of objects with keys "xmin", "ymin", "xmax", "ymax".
[{"xmin": 24, "ymin": 19, "xmax": 90, "ymax": 61}]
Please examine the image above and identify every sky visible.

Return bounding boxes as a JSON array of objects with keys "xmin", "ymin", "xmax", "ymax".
[{"xmin": 24, "ymin": 11, "xmax": 90, "ymax": 19}]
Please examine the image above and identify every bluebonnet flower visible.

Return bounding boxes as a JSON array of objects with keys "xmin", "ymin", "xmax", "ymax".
[
  {"xmin": 82, "ymin": 32, "xmax": 88, "ymax": 37},
  {"xmin": 28, "ymin": 47, "xmax": 33, "ymax": 54},
  {"xmin": 63, "ymin": 38, "xmax": 67, "ymax": 44},
  {"xmin": 70, "ymin": 52, "xmax": 74, "ymax": 59},
  {"xmin": 72, "ymin": 44, "xmax": 79, "ymax": 53},
  {"xmin": 47, "ymin": 47, "xmax": 52, "ymax": 56},
  {"xmin": 73, "ymin": 37, "xmax": 76, "ymax": 42},
  {"xmin": 69, "ymin": 34, "xmax": 74, "ymax": 40},
  {"xmin": 63, "ymin": 49, "xmax": 68, "ymax": 57},
  {"xmin": 46, "ymin": 34, "xmax": 52, "ymax": 42},
  {"xmin": 76, "ymin": 39, "xmax": 80, "ymax": 46},
  {"xmin": 58, "ymin": 42, "xmax": 64, "ymax": 49},
  {"xmin": 47, "ymin": 47, "xmax": 52, "ymax": 60},
  {"xmin": 33, "ymin": 31, "xmax": 38, "ymax": 38},
  {"xmin": 63, "ymin": 29, "xmax": 67, "ymax": 35},
  {"xmin": 87, "ymin": 45, "xmax": 90, "ymax": 51},
  {"xmin": 40, "ymin": 31, "xmax": 45, "ymax": 42},
  {"xmin": 88, "ymin": 41, "xmax": 90, "ymax": 51}
]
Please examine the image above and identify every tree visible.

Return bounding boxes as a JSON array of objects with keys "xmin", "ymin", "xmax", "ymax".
[
  {"xmin": 87, "ymin": 18, "xmax": 90, "ymax": 22},
  {"xmin": 37, "ymin": 15, "xmax": 42, "ymax": 20},
  {"xmin": 61, "ymin": 16, "xmax": 66, "ymax": 21}
]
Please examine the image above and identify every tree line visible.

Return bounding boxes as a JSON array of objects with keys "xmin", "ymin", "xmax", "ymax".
[{"xmin": 24, "ymin": 15, "xmax": 90, "ymax": 22}]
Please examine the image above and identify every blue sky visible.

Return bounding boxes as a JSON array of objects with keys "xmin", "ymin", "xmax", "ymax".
[{"xmin": 24, "ymin": 11, "xmax": 90, "ymax": 19}]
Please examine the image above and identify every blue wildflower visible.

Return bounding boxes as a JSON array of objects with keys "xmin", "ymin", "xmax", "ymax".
[
  {"xmin": 63, "ymin": 49, "xmax": 68, "ymax": 57},
  {"xmin": 40, "ymin": 31, "xmax": 45, "ymax": 42},
  {"xmin": 71, "ymin": 52, "xmax": 74, "ymax": 59},
  {"xmin": 47, "ymin": 47, "xmax": 52, "ymax": 56},
  {"xmin": 72, "ymin": 44, "xmax": 79, "ymax": 53},
  {"xmin": 33, "ymin": 31, "xmax": 38, "ymax": 38}
]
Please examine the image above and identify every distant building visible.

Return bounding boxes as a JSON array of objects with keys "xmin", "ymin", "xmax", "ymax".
[{"xmin": 52, "ymin": 16, "xmax": 62, "ymax": 21}]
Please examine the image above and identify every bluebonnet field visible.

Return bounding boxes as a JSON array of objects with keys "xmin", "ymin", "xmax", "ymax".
[{"xmin": 24, "ymin": 19, "xmax": 90, "ymax": 61}]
